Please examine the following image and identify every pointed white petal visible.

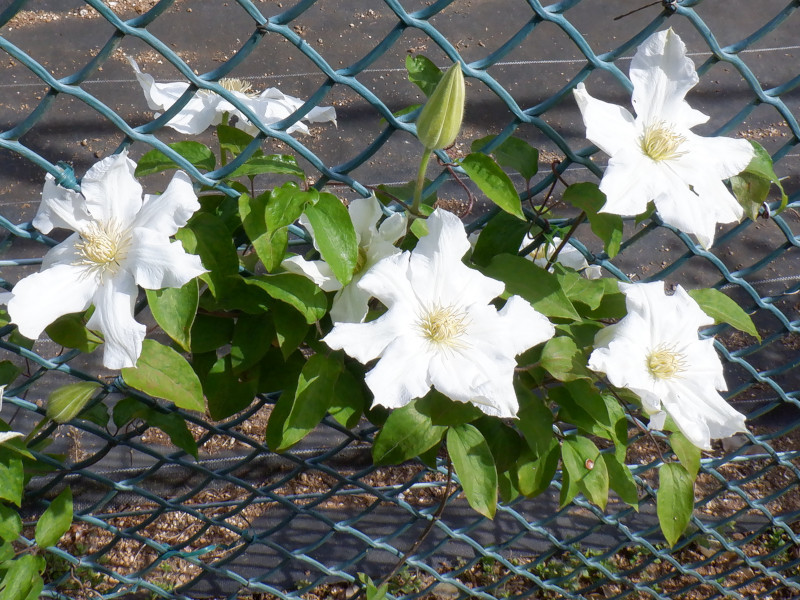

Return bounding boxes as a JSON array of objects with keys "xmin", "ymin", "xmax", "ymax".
[
  {"xmin": 306, "ymin": 104, "xmax": 337, "ymax": 125},
  {"xmin": 161, "ymin": 96, "xmax": 221, "ymax": 135},
  {"xmin": 281, "ymin": 256, "xmax": 341, "ymax": 292},
  {"xmin": 329, "ymin": 278, "xmax": 372, "ymax": 323},
  {"xmin": 682, "ymin": 134, "xmax": 754, "ymax": 179},
  {"xmin": 126, "ymin": 228, "xmax": 206, "ymax": 289},
  {"xmin": 128, "ymin": 56, "xmax": 190, "ymax": 111},
  {"xmin": 87, "ymin": 275, "xmax": 146, "ymax": 369},
  {"xmin": 348, "ymin": 196, "xmax": 382, "ymax": 244},
  {"xmin": 33, "ymin": 174, "xmax": 92, "ymax": 234},
  {"xmin": 7, "ymin": 264, "xmax": 96, "ymax": 339},
  {"xmin": 323, "ymin": 306, "xmax": 412, "ymax": 363},
  {"xmin": 469, "ymin": 296, "xmax": 554, "ymax": 357},
  {"xmin": 41, "ymin": 233, "xmax": 82, "ymax": 270},
  {"xmin": 630, "ymin": 29, "xmax": 706, "ymax": 127},
  {"xmin": 573, "ymin": 83, "xmax": 638, "ymax": 156},
  {"xmin": 364, "ymin": 334, "xmax": 432, "ymax": 409},
  {"xmin": 377, "ymin": 211, "xmax": 408, "ymax": 244},
  {"xmin": 81, "ymin": 151, "xmax": 143, "ymax": 225},
  {"xmin": 599, "ymin": 151, "xmax": 655, "ymax": 216},
  {"xmin": 356, "ymin": 252, "xmax": 414, "ymax": 309},
  {"xmin": 134, "ymin": 171, "xmax": 200, "ymax": 236}
]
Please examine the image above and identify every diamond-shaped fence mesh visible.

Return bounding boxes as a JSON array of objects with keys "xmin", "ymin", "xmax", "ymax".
[{"xmin": 1, "ymin": 1, "xmax": 799, "ymax": 598}]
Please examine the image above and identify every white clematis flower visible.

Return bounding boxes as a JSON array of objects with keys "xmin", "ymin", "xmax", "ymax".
[
  {"xmin": 323, "ymin": 208, "xmax": 555, "ymax": 418},
  {"xmin": 0, "ymin": 386, "xmax": 24, "ymax": 445},
  {"xmin": 522, "ymin": 235, "xmax": 602, "ymax": 279},
  {"xmin": 5, "ymin": 151, "xmax": 206, "ymax": 370},
  {"xmin": 588, "ymin": 281, "xmax": 747, "ymax": 450},
  {"xmin": 128, "ymin": 57, "xmax": 336, "ymax": 136},
  {"xmin": 282, "ymin": 195, "xmax": 406, "ymax": 323},
  {"xmin": 573, "ymin": 29, "xmax": 754, "ymax": 248}
]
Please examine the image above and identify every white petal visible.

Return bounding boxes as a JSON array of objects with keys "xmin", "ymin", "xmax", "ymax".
[
  {"xmin": 41, "ymin": 232, "xmax": 82, "ymax": 270},
  {"xmin": 33, "ymin": 174, "xmax": 92, "ymax": 234},
  {"xmin": 7, "ymin": 264, "xmax": 96, "ymax": 339},
  {"xmin": 364, "ymin": 334, "xmax": 432, "ymax": 409},
  {"xmin": 161, "ymin": 96, "xmax": 221, "ymax": 135},
  {"xmin": 356, "ymin": 252, "xmax": 414, "ymax": 309},
  {"xmin": 630, "ymin": 29, "xmax": 708, "ymax": 128},
  {"xmin": 81, "ymin": 151, "xmax": 143, "ymax": 225},
  {"xmin": 126, "ymin": 228, "xmax": 207, "ymax": 289},
  {"xmin": 133, "ymin": 171, "xmax": 199, "ymax": 237},
  {"xmin": 128, "ymin": 56, "xmax": 189, "ymax": 111},
  {"xmin": 323, "ymin": 306, "xmax": 412, "ymax": 364},
  {"xmin": 573, "ymin": 83, "xmax": 638, "ymax": 157},
  {"xmin": 599, "ymin": 151, "xmax": 655, "ymax": 216},
  {"xmin": 281, "ymin": 256, "xmax": 341, "ymax": 292},
  {"xmin": 87, "ymin": 275, "xmax": 146, "ymax": 369},
  {"xmin": 348, "ymin": 196, "xmax": 382, "ymax": 244},
  {"xmin": 682, "ymin": 134, "xmax": 754, "ymax": 180},
  {"xmin": 470, "ymin": 296, "xmax": 554, "ymax": 357},
  {"xmin": 377, "ymin": 211, "xmax": 408, "ymax": 244},
  {"xmin": 329, "ymin": 277, "xmax": 372, "ymax": 323},
  {"xmin": 306, "ymin": 104, "xmax": 337, "ymax": 125}
]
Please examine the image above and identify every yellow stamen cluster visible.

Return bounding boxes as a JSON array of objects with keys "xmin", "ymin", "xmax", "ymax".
[
  {"xmin": 640, "ymin": 121, "xmax": 687, "ymax": 162},
  {"xmin": 646, "ymin": 344, "xmax": 686, "ymax": 380},
  {"xmin": 74, "ymin": 220, "xmax": 129, "ymax": 275},
  {"xmin": 418, "ymin": 304, "xmax": 469, "ymax": 346},
  {"xmin": 219, "ymin": 77, "xmax": 256, "ymax": 97}
]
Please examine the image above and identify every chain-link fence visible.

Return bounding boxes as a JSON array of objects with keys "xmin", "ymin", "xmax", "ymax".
[{"xmin": 1, "ymin": 0, "xmax": 800, "ymax": 598}]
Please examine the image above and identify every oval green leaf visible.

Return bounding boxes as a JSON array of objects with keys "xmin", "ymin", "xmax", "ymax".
[
  {"xmin": 447, "ymin": 424, "xmax": 497, "ymax": 519},
  {"xmin": 46, "ymin": 381, "xmax": 101, "ymax": 424},
  {"xmin": 461, "ymin": 153, "xmax": 524, "ymax": 219},
  {"xmin": 304, "ymin": 193, "xmax": 358, "ymax": 286},
  {"xmin": 35, "ymin": 487, "xmax": 73, "ymax": 548},
  {"xmin": 657, "ymin": 462, "xmax": 694, "ymax": 547},
  {"xmin": 146, "ymin": 279, "xmax": 199, "ymax": 352}
]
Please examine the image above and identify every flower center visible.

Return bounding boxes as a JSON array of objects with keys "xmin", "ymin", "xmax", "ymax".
[
  {"xmin": 646, "ymin": 344, "xmax": 686, "ymax": 380},
  {"xmin": 640, "ymin": 121, "xmax": 687, "ymax": 162},
  {"xmin": 219, "ymin": 77, "xmax": 256, "ymax": 97},
  {"xmin": 419, "ymin": 304, "xmax": 469, "ymax": 346},
  {"xmin": 74, "ymin": 220, "xmax": 130, "ymax": 275}
]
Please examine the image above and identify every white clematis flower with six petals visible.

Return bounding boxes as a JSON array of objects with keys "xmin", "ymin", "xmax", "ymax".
[
  {"xmin": 282, "ymin": 195, "xmax": 407, "ymax": 323},
  {"xmin": 588, "ymin": 281, "xmax": 747, "ymax": 450},
  {"xmin": 573, "ymin": 29, "xmax": 754, "ymax": 248},
  {"xmin": 323, "ymin": 208, "xmax": 555, "ymax": 418},
  {"xmin": 6, "ymin": 151, "xmax": 206, "ymax": 370},
  {"xmin": 128, "ymin": 57, "xmax": 336, "ymax": 136}
]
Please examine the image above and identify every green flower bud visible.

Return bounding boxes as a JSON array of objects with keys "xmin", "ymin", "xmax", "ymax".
[{"xmin": 416, "ymin": 63, "xmax": 465, "ymax": 151}]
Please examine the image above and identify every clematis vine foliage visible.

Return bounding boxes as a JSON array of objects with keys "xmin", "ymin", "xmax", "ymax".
[{"xmin": 1, "ymin": 30, "xmax": 785, "ymax": 554}]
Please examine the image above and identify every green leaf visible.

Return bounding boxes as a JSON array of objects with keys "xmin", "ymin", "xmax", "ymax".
[
  {"xmin": 670, "ymin": 431, "xmax": 701, "ymax": 479},
  {"xmin": 687, "ymin": 288, "xmax": 760, "ymax": 342},
  {"xmin": 329, "ymin": 365, "xmax": 367, "ymax": 429},
  {"xmin": 304, "ymin": 192, "xmax": 359, "ymax": 286},
  {"xmin": 515, "ymin": 387, "xmax": 553, "ymax": 457},
  {"xmin": 730, "ymin": 140, "xmax": 788, "ymax": 216},
  {"xmin": 0, "ymin": 505, "xmax": 21, "ymax": 542},
  {"xmin": 406, "ymin": 54, "xmax": 442, "ymax": 97},
  {"xmin": 0, "ymin": 362, "xmax": 20, "ymax": 388},
  {"xmin": 372, "ymin": 399, "xmax": 447, "ymax": 465},
  {"xmin": 146, "ymin": 280, "xmax": 199, "ymax": 352},
  {"xmin": 602, "ymin": 453, "xmax": 639, "ymax": 509},
  {"xmin": 121, "ymin": 340, "xmax": 204, "ymax": 412},
  {"xmin": 135, "ymin": 141, "xmax": 216, "ymax": 177},
  {"xmin": 563, "ymin": 183, "xmax": 623, "ymax": 258},
  {"xmin": 470, "ymin": 211, "xmax": 533, "ymax": 268},
  {"xmin": 112, "ymin": 398, "xmax": 199, "ymax": 458},
  {"xmin": 447, "ymin": 424, "xmax": 497, "ymax": 519},
  {"xmin": 561, "ymin": 435, "xmax": 608, "ymax": 509},
  {"xmin": 176, "ymin": 213, "xmax": 240, "ymax": 301},
  {"xmin": 460, "ymin": 153, "xmax": 524, "ymax": 219},
  {"xmin": 231, "ymin": 314, "xmax": 275, "ymax": 374},
  {"xmin": 45, "ymin": 313, "xmax": 103, "ymax": 353},
  {"xmin": 416, "ymin": 390, "xmax": 482, "ymax": 426},
  {"xmin": 375, "ymin": 180, "xmax": 436, "ymax": 209},
  {"xmin": 228, "ymin": 154, "xmax": 304, "ymax": 179},
  {"xmin": 657, "ymin": 462, "xmax": 694, "ymax": 546},
  {"xmin": 245, "ymin": 274, "xmax": 328, "ymax": 324},
  {"xmin": 204, "ymin": 355, "xmax": 260, "ymax": 421},
  {"xmin": 0, "ymin": 454, "xmax": 23, "ymax": 506},
  {"xmin": 35, "ymin": 487, "xmax": 72, "ymax": 548},
  {"xmin": 481, "ymin": 254, "xmax": 581, "ymax": 320},
  {"xmin": 551, "ymin": 380, "xmax": 626, "ymax": 448},
  {"xmin": 46, "ymin": 382, "xmax": 101, "ymax": 424},
  {"xmin": 271, "ymin": 301, "xmax": 310, "ymax": 358},
  {"xmin": 271, "ymin": 354, "xmax": 342, "ymax": 452},
  {"xmin": 554, "ymin": 266, "xmax": 604, "ymax": 311},
  {"xmin": 471, "ymin": 135, "xmax": 539, "ymax": 182},
  {"xmin": 517, "ymin": 440, "xmax": 559, "ymax": 498},
  {"xmin": 217, "ymin": 123, "xmax": 256, "ymax": 157},
  {"xmin": 473, "ymin": 417, "xmax": 522, "ymax": 473},
  {"xmin": 190, "ymin": 314, "xmax": 234, "ymax": 353},
  {"xmin": 540, "ymin": 337, "xmax": 591, "ymax": 382},
  {"xmin": 0, "ymin": 555, "xmax": 41, "ymax": 600}
]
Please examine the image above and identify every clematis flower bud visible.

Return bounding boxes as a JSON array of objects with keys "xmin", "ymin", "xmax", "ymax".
[{"xmin": 415, "ymin": 63, "xmax": 465, "ymax": 151}]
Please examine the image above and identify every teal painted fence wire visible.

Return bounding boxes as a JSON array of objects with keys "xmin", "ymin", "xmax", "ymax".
[{"xmin": 1, "ymin": 0, "xmax": 800, "ymax": 598}]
